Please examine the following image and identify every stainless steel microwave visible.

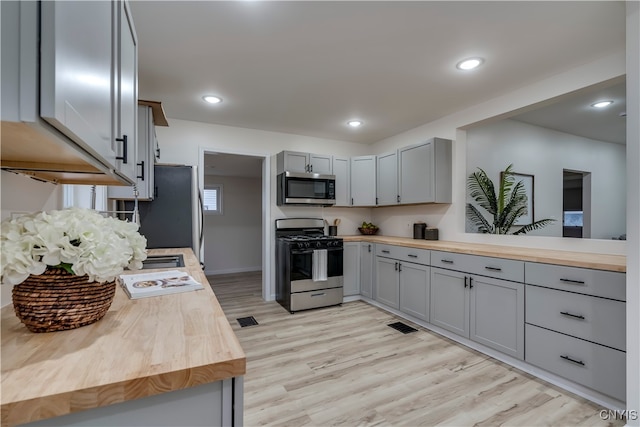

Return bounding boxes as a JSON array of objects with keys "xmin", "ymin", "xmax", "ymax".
[{"xmin": 277, "ymin": 171, "xmax": 336, "ymax": 206}]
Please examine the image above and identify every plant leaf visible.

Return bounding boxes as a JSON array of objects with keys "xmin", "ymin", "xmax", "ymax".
[
  {"xmin": 466, "ymin": 203, "xmax": 494, "ymax": 234},
  {"xmin": 513, "ymin": 219, "xmax": 556, "ymax": 235}
]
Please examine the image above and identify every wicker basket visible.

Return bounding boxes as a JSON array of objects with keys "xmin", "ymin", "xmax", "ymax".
[
  {"xmin": 358, "ymin": 227, "xmax": 379, "ymax": 235},
  {"xmin": 12, "ymin": 269, "xmax": 116, "ymax": 333}
]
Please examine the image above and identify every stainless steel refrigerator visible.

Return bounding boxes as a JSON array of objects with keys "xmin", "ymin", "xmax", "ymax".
[{"xmin": 124, "ymin": 165, "xmax": 203, "ymax": 260}]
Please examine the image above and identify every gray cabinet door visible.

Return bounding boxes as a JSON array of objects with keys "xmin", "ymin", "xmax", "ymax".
[
  {"xmin": 376, "ymin": 151, "xmax": 398, "ymax": 205},
  {"xmin": 333, "ymin": 157, "xmax": 350, "ymax": 207},
  {"xmin": 40, "ymin": 1, "xmax": 116, "ymax": 166},
  {"xmin": 360, "ymin": 243, "xmax": 374, "ymax": 298},
  {"xmin": 113, "ymin": 0, "xmax": 138, "ymax": 182},
  {"xmin": 343, "ymin": 243, "xmax": 360, "ymax": 296},
  {"xmin": 399, "ymin": 141, "xmax": 433, "ymax": 203},
  {"xmin": 469, "ymin": 275, "xmax": 524, "ymax": 360},
  {"xmin": 399, "ymin": 262, "xmax": 430, "ymax": 321},
  {"xmin": 430, "ymin": 267, "xmax": 468, "ymax": 336},
  {"xmin": 309, "ymin": 154, "xmax": 332, "ymax": 174},
  {"xmin": 375, "ymin": 256, "xmax": 399, "ymax": 309},
  {"xmin": 350, "ymin": 156, "xmax": 376, "ymax": 206}
]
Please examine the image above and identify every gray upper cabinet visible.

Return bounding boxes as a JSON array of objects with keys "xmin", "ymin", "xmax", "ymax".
[
  {"xmin": 1, "ymin": 0, "xmax": 137, "ymax": 185},
  {"xmin": 333, "ymin": 157, "xmax": 350, "ymax": 207},
  {"xmin": 398, "ymin": 138, "xmax": 452, "ymax": 204},
  {"xmin": 40, "ymin": 1, "xmax": 116, "ymax": 166},
  {"xmin": 276, "ymin": 151, "xmax": 332, "ymax": 174},
  {"xmin": 112, "ymin": 0, "xmax": 138, "ymax": 183},
  {"xmin": 350, "ymin": 156, "xmax": 376, "ymax": 206},
  {"xmin": 108, "ymin": 105, "xmax": 156, "ymax": 200},
  {"xmin": 376, "ymin": 151, "xmax": 398, "ymax": 206}
]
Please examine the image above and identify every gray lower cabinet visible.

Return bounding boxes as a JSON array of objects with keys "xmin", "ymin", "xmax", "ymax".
[
  {"xmin": 398, "ymin": 262, "xmax": 430, "ymax": 321},
  {"xmin": 360, "ymin": 242, "xmax": 374, "ymax": 298},
  {"xmin": 526, "ymin": 324, "xmax": 625, "ymax": 402},
  {"xmin": 343, "ymin": 242, "xmax": 360, "ymax": 296},
  {"xmin": 376, "ymin": 247, "xmax": 430, "ymax": 320},
  {"xmin": 430, "ymin": 268, "xmax": 468, "ymax": 336},
  {"xmin": 524, "ymin": 262, "xmax": 626, "ymax": 401},
  {"xmin": 375, "ymin": 256, "xmax": 400, "ymax": 309},
  {"xmin": 430, "ymin": 267, "xmax": 524, "ymax": 359}
]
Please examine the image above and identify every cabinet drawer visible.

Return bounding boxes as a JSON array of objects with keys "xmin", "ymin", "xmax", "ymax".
[
  {"xmin": 290, "ymin": 287, "xmax": 343, "ymax": 312},
  {"xmin": 525, "ymin": 263, "xmax": 625, "ymax": 301},
  {"xmin": 525, "ymin": 324, "xmax": 625, "ymax": 401},
  {"xmin": 431, "ymin": 251, "xmax": 524, "ymax": 282},
  {"xmin": 526, "ymin": 285, "xmax": 626, "ymax": 351},
  {"xmin": 376, "ymin": 244, "xmax": 402, "ymax": 258},
  {"xmin": 396, "ymin": 247, "xmax": 430, "ymax": 265}
]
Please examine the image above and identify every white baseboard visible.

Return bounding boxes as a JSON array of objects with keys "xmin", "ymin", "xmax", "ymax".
[{"xmin": 205, "ymin": 266, "xmax": 262, "ymax": 276}]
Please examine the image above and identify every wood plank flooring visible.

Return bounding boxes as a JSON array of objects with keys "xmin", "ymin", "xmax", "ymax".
[{"xmin": 209, "ymin": 272, "xmax": 624, "ymax": 426}]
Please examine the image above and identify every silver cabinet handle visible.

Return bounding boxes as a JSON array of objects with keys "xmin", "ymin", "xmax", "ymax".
[
  {"xmin": 560, "ymin": 311, "xmax": 585, "ymax": 320},
  {"xmin": 560, "ymin": 355, "xmax": 585, "ymax": 366},
  {"xmin": 560, "ymin": 278, "xmax": 586, "ymax": 285},
  {"xmin": 311, "ymin": 292, "xmax": 326, "ymax": 297}
]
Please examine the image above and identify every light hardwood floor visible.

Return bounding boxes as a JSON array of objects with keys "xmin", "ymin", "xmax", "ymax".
[{"xmin": 209, "ymin": 272, "xmax": 624, "ymax": 427}]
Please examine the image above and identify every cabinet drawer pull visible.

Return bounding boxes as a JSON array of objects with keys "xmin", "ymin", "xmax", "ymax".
[
  {"xmin": 485, "ymin": 266, "xmax": 502, "ymax": 272},
  {"xmin": 560, "ymin": 311, "xmax": 585, "ymax": 320},
  {"xmin": 469, "ymin": 277, "xmax": 473, "ymax": 289},
  {"xmin": 441, "ymin": 259, "xmax": 454, "ymax": 264},
  {"xmin": 560, "ymin": 355, "xmax": 585, "ymax": 366},
  {"xmin": 115, "ymin": 135, "xmax": 128, "ymax": 164},
  {"xmin": 394, "ymin": 262, "xmax": 399, "ymax": 271},
  {"xmin": 464, "ymin": 277, "xmax": 468, "ymax": 288},
  {"xmin": 408, "ymin": 254, "xmax": 418, "ymax": 258},
  {"xmin": 311, "ymin": 292, "xmax": 326, "ymax": 297},
  {"xmin": 368, "ymin": 245, "xmax": 372, "ymax": 253},
  {"xmin": 137, "ymin": 160, "xmax": 145, "ymax": 180},
  {"xmin": 560, "ymin": 278, "xmax": 586, "ymax": 285},
  {"xmin": 382, "ymin": 250, "xmax": 390, "ymax": 254}
]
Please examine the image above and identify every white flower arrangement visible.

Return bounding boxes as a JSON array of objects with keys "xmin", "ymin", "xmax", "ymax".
[{"xmin": 1, "ymin": 208, "xmax": 147, "ymax": 286}]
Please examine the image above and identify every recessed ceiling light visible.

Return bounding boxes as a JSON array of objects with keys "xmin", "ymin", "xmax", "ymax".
[
  {"xmin": 347, "ymin": 120, "xmax": 363, "ymax": 128},
  {"xmin": 591, "ymin": 100, "xmax": 613, "ymax": 108},
  {"xmin": 203, "ymin": 95, "xmax": 222, "ymax": 104},
  {"xmin": 456, "ymin": 57, "xmax": 484, "ymax": 70}
]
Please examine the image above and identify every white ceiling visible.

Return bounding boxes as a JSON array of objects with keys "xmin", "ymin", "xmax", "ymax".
[{"xmin": 130, "ymin": 1, "xmax": 626, "ymax": 145}]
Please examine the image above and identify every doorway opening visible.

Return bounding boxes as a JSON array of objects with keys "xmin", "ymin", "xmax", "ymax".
[
  {"xmin": 200, "ymin": 149, "xmax": 271, "ymax": 301},
  {"xmin": 562, "ymin": 170, "xmax": 591, "ymax": 238}
]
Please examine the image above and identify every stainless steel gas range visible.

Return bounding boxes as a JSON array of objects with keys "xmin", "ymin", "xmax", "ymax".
[{"xmin": 275, "ymin": 218, "xmax": 343, "ymax": 313}]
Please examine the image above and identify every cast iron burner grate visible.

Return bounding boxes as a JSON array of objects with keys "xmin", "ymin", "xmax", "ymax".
[
  {"xmin": 388, "ymin": 321, "xmax": 418, "ymax": 334},
  {"xmin": 237, "ymin": 316, "xmax": 259, "ymax": 328}
]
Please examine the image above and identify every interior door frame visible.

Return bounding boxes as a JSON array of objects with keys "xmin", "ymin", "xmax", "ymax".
[{"xmin": 199, "ymin": 147, "xmax": 273, "ymax": 301}]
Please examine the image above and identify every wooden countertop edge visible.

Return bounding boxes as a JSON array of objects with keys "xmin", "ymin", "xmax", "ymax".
[
  {"xmin": 1, "ymin": 248, "xmax": 246, "ymax": 427},
  {"xmin": 0, "ymin": 359, "xmax": 245, "ymax": 427},
  {"xmin": 341, "ymin": 235, "xmax": 626, "ymax": 273}
]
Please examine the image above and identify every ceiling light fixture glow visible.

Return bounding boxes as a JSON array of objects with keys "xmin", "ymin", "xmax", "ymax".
[
  {"xmin": 203, "ymin": 95, "xmax": 223, "ymax": 104},
  {"xmin": 591, "ymin": 100, "xmax": 613, "ymax": 108},
  {"xmin": 347, "ymin": 120, "xmax": 363, "ymax": 128},
  {"xmin": 456, "ymin": 57, "xmax": 484, "ymax": 70}
]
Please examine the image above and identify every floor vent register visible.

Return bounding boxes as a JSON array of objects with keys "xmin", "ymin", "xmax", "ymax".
[
  {"xmin": 388, "ymin": 321, "xmax": 418, "ymax": 334},
  {"xmin": 237, "ymin": 316, "xmax": 259, "ymax": 327}
]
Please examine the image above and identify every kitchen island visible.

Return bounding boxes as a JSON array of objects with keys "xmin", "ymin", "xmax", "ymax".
[{"xmin": 1, "ymin": 248, "xmax": 245, "ymax": 427}]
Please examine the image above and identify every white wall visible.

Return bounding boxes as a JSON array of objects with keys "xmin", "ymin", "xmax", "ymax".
[
  {"xmin": 466, "ymin": 119, "xmax": 626, "ymax": 239},
  {"xmin": 204, "ymin": 175, "xmax": 262, "ymax": 275}
]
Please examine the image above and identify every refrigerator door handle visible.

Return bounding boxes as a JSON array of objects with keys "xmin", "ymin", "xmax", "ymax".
[{"xmin": 198, "ymin": 189, "xmax": 204, "ymax": 255}]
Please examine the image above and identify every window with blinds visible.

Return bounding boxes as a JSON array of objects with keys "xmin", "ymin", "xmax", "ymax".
[{"xmin": 203, "ymin": 185, "xmax": 223, "ymax": 214}]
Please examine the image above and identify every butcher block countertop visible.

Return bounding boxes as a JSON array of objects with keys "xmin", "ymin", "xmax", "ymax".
[
  {"xmin": 341, "ymin": 235, "xmax": 626, "ymax": 273},
  {"xmin": 1, "ymin": 248, "xmax": 246, "ymax": 427}
]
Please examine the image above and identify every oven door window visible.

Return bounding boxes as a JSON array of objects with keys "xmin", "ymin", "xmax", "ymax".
[
  {"xmin": 289, "ymin": 247, "xmax": 343, "ymax": 281},
  {"xmin": 287, "ymin": 179, "xmax": 329, "ymax": 200}
]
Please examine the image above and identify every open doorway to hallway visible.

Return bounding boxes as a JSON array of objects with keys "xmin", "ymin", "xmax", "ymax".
[{"xmin": 202, "ymin": 152, "xmax": 264, "ymax": 290}]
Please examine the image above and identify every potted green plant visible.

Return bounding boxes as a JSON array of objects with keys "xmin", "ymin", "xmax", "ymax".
[{"xmin": 466, "ymin": 164, "xmax": 554, "ymax": 235}]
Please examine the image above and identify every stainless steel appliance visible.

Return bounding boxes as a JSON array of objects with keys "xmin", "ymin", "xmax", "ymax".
[
  {"xmin": 276, "ymin": 218, "xmax": 343, "ymax": 313},
  {"xmin": 276, "ymin": 171, "xmax": 336, "ymax": 206},
  {"xmin": 121, "ymin": 165, "xmax": 203, "ymax": 261}
]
